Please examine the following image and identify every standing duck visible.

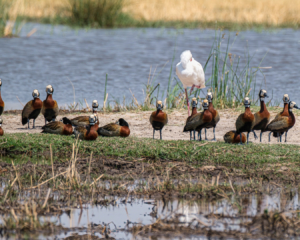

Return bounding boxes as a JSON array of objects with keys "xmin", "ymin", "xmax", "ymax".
[
  {"xmin": 69, "ymin": 100, "xmax": 99, "ymax": 127},
  {"xmin": 42, "ymin": 85, "xmax": 59, "ymax": 124},
  {"xmin": 235, "ymin": 97, "xmax": 255, "ymax": 144},
  {"xmin": 266, "ymin": 101, "xmax": 299, "ymax": 142},
  {"xmin": 251, "ymin": 89, "xmax": 270, "ymax": 142},
  {"xmin": 74, "ymin": 115, "xmax": 98, "ymax": 140},
  {"xmin": 41, "ymin": 117, "xmax": 73, "ymax": 135},
  {"xmin": 224, "ymin": 131, "xmax": 246, "ymax": 144},
  {"xmin": 149, "ymin": 101, "xmax": 168, "ymax": 140},
  {"xmin": 275, "ymin": 94, "xmax": 290, "ymax": 119},
  {"xmin": 176, "ymin": 50, "xmax": 205, "ymax": 116},
  {"xmin": 0, "ymin": 80, "xmax": 4, "ymax": 115},
  {"xmin": 184, "ymin": 99, "xmax": 212, "ymax": 141},
  {"xmin": 22, "ymin": 90, "xmax": 43, "ymax": 129},
  {"xmin": 0, "ymin": 119, "xmax": 4, "ymax": 136},
  {"xmin": 185, "ymin": 98, "xmax": 198, "ymax": 140},
  {"xmin": 98, "ymin": 118, "xmax": 130, "ymax": 137},
  {"xmin": 205, "ymin": 92, "xmax": 220, "ymax": 141}
]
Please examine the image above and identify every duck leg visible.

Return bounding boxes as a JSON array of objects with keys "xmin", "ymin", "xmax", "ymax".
[
  {"xmin": 190, "ymin": 131, "xmax": 192, "ymax": 140},
  {"xmin": 185, "ymin": 88, "xmax": 190, "ymax": 117},
  {"xmin": 193, "ymin": 130, "xmax": 196, "ymax": 141},
  {"xmin": 247, "ymin": 132, "xmax": 250, "ymax": 144},
  {"xmin": 280, "ymin": 134, "xmax": 282, "ymax": 143},
  {"xmin": 198, "ymin": 129, "xmax": 202, "ymax": 141},
  {"xmin": 153, "ymin": 129, "xmax": 155, "ymax": 139},
  {"xmin": 268, "ymin": 132, "xmax": 271, "ymax": 142},
  {"xmin": 27, "ymin": 119, "xmax": 30, "ymax": 129},
  {"xmin": 45, "ymin": 119, "xmax": 47, "ymax": 125},
  {"xmin": 33, "ymin": 119, "xmax": 36, "ymax": 129},
  {"xmin": 285, "ymin": 131, "xmax": 288, "ymax": 142},
  {"xmin": 252, "ymin": 130, "xmax": 258, "ymax": 140},
  {"xmin": 205, "ymin": 129, "xmax": 208, "ymax": 140},
  {"xmin": 238, "ymin": 133, "xmax": 243, "ymax": 145},
  {"xmin": 259, "ymin": 131, "xmax": 263, "ymax": 142},
  {"xmin": 212, "ymin": 128, "xmax": 216, "ymax": 141},
  {"xmin": 160, "ymin": 129, "xmax": 162, "ymax": 140}
]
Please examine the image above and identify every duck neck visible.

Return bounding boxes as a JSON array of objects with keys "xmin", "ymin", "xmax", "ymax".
[
  {"xmin": 156, "ymin": 109, "xmax": 162, "ymax": 115},
  {"xmin": 283, "ymin": 102, "xmax": 289, "ymax": 115},
  {"xmin": 260, "ymin": 98, "xmax": 266, "ymax": 112},
  {"xmin": 245, "ymin": 107, "xmax": 251, "ymax": 113},
  {"xmin": 191, "ymin": 106, "xmax": 197, "ymax": 116},
  {"xmin": 46, "ymin": 94, "xmax": 53, "ymax": 101}
]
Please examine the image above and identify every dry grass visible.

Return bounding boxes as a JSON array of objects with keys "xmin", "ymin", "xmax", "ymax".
[{"xmin": 7, "ymin": 0, "xmax": 300, "ymax": 26}]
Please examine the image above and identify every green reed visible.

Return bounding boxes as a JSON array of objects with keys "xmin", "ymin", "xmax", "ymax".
[
  {"xmin": 0, "ymin": 0, "xmax": 10, "ymax": 37},
  {"xmin": 68, "ymin": 0, "xmax": 126, "ymax": 28},
  {"xmin": 206, "ymin": 31, "xmax": 264, "ymax": 108}
]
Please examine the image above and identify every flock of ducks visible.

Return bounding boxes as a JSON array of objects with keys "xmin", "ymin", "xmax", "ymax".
[
  {"xmin": 0, "ymin": 80, "xmax": 297, "ymax": 144},
  {"xmin": 0, "ymin": 49, "xmax": 297, "ymax": 144}
]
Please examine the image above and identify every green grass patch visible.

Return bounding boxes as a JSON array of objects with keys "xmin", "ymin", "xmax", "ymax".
[{"xmin": 1, "ymin": 133, "xmax": 300, "ymax": 168}]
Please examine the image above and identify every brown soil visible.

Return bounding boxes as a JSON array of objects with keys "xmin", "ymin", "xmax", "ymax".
[{"xmin": 2, "ymin": 109, "xmax": 300, "ymax": 144}]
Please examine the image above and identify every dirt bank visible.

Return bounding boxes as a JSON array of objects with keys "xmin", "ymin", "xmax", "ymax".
[{"xmin": 1, "ymin": 109, "xmax": 300, "ymax": 144}]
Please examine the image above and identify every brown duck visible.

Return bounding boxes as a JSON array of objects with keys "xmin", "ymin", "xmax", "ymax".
[
  {"xmin": 224, "ymin": 131, "xmax": 246, "ymax": 144},
  {"xmin": 42, "ymin": 85, "xmax": 59, "ymax": 124},
  {"xmin": 41, "ymin": 117, "xmax": 73, "ymax": 135},
  {"xmin": 97, "ymin": 118, "xmax": 130, "ymax": 137},
  {"xmin": 184, "ymin": 98, "xmax": 198, "ymax": 140},
  {"xmin": 252, "ymin": 89, "xmax": 270, "ymax": 142},
  {"xmin": 205, "ymin": 92, "xmax": 220, "ymax": 141},
  {"xmin": 69, "ymin": 100, "xmax": 99, "ymax": 127},
  {"xmin": 74, "ymin": 115, "xmax": 98, "ymax": 140},
  {"xmin": 0, "ymin": 80, "xmax": 4, "ymax": 115},
  {"xmin": 149, "ymin": 101, "xmax": 168, "ymax": 140},
  {"xmin": 184, "ymin": 99, "xmax": 212, "ymax": 141},
  {"xmin": 235, "ymin": 97, "xmax": 255, "ymax": 144},
  {"xmin": 266, "ymin": 101, "xmax": 299, "ymax": 142},
  {"xmin": 22, "ymin": 90, "xmax": 43, "ymax": 129}
]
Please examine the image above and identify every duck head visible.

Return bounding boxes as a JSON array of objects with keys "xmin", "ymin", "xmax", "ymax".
[
  {"xmin": 289, "ymin": 101, "xmax": 300, "ymax": 112},
  {"xmin": 89, "ymin": 114, "xmax": 96, "ymax": 126},
  {"xmin": 259, "ymin": 89, "xmax": 268, "ymax": 100},
  {"xmin": 92, "ymin": 100, "xmax": 99, "ymax": 112},
  {"xmin": 191, "ymin": 97, "xmax": 198, "ymax": 108},
  {"xmin": 46, "ymin": 85, "xmax": 54, "ymax": 95},
  {"xmin": 283, "ymin": 94, "xmax": 290, "ymax": 104},
  {"xmin": 156, "ymin": 100, "xmax": 163, "ymax": 111},
  {"xmin": 202, "ymin": 99, "xmax": 209, "ymax": 110},
  {"xmin": 206, "ymin": 92, "xmax": 213, "ymax": 102},
  {"xmin": 244, "ymin": 97, "xmax": 251, "ymax": 108},
  {"xmin": 32, "ymin": 89, "xmax": 40, "ymax": 99}
]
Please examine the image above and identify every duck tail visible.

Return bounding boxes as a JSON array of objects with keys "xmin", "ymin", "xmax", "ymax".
[{"xmin": 22, "ymin": 117, "xmax": 28, "ymax": 125}]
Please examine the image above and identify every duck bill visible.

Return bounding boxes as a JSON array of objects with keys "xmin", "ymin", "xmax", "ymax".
[
  {"xmin": 294, "ymin": 105, "xmax": 300, "ymax": 109},
  {"xmin": 264, "ymin": 94, "xmax": 269, "ymax": 98}
]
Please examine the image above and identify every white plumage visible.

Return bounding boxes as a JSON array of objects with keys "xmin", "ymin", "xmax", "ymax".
[{"xmin": 176, "ymin": 50, "xmax": 205, "ymax": 116}]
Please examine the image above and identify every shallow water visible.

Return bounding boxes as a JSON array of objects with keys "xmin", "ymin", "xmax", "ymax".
[
  {"xmin": 0, "ymin": 24, "xmax": 300, "ymax": 110},
  {"xmin": 3, "ymin": 189, "xmax": 299, "ymax": 239}
]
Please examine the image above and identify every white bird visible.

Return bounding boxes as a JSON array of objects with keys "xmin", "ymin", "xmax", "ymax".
[{"xmin": 176, "ymin": 50, "xmax": 205, "ymax": 116}]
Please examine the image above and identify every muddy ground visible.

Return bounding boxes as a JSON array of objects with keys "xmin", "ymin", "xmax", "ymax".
[{"xmin": 2, "ymin": 108, "xmax": 300, "ymax": 144}]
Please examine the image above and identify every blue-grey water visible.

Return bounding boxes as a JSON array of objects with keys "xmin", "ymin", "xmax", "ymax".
[{"xmin": 0, "ymin": 24, "xmax": 299, "ymax": 110}]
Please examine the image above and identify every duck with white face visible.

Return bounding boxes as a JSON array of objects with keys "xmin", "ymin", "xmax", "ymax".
[
  {"xmin": 149, "ymin": 101, "xmax": 168, "ymax": 140},
  {"xmin": 42, "ymin": 85, "xmax": 59, "ymax": 124},
  {"xmin": 22, "ymin": 90, "xmax": 43, "ymax": 129},
  {"xmin": 266, "ymin": 101, "xmax": 300, "ymax": 142},
  {"xmin": 251, "ymin": 89, "xmax": 270, "ymax": 142}
]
